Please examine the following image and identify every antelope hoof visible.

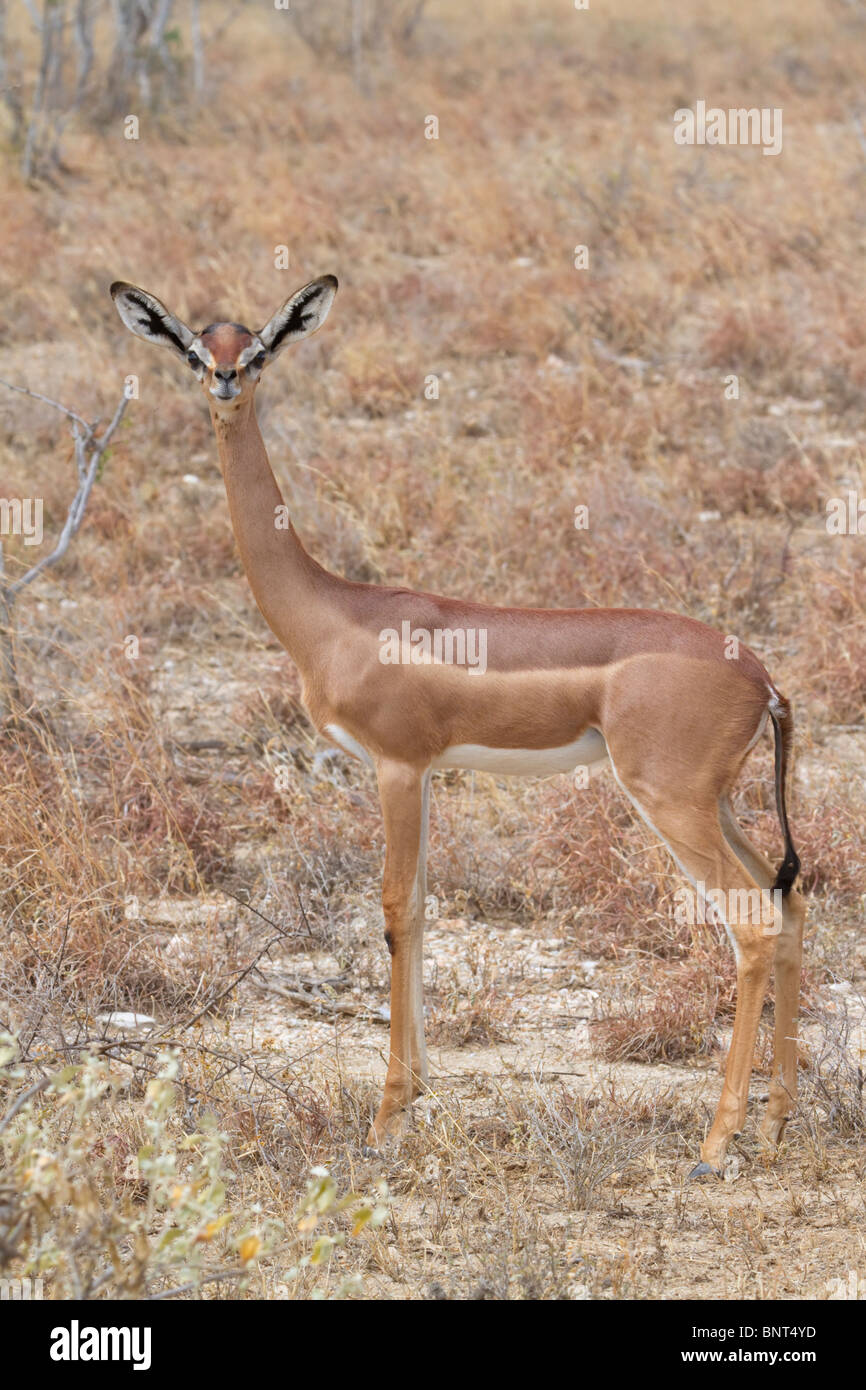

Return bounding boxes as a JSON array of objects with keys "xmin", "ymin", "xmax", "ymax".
[
  {"xmin": 688, "ymin": 1160, "xmax": 722, "ymax": 1181},
  {"xmin": 365, "ymin": 1105, "xmax": 410, "ymax": 1151},
  {"xmin": 758, "ymin": 1114, "xmax": 789, "ymax": 1148}
]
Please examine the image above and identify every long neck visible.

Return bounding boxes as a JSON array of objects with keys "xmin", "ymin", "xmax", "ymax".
[{"xmin": 210, "ymin": 396, "xmax": 341, "ymax": 668}]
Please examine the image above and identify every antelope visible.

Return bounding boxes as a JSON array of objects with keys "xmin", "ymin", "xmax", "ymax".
[{"xmin": 110, "ymin": 275, "xmax": 805, "ymax": 1177}]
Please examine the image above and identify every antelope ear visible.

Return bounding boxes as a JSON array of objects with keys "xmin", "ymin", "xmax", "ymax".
[
  {"xmin": 110, "ymin": 281, "xmax": 194, "ymax": 359},
  {"xmin": 258, "ymin": 275, "xmax": 338, "ymax": 358}
]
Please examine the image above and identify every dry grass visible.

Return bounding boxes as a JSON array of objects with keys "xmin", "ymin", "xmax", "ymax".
[
  {"xmin": 1, "ymin": 0, "xmax": 865, "ymax": 1299},
  {"xmin": 593, "ymin": 964, "xmax": 728, "ymax": 1066}
]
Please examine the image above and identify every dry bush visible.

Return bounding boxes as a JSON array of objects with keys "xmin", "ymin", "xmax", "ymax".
[
  {"xmin": 425, "ymin": 1222, "xmax": 579, "ymax": 1301},
  {"xmin": 697, "ymin": 455, "xmax": 824, "ymax": 520},
  {"xmin": 290, "ymin": 0, "xmax": 429, "ymax": 62},
  {"xmin": 426, "ymin": 984, "xmax": 513, "ymax": 1048},
  {"xmin": 791, "ymin": 560, "xmax": 866, "ymax": 726},
  {"xmin": 0, "ymin": 1045, "xmax": 387, "ymax": 1300},
  {"xmin": 736, "ymin": 771, "xmax": 866, "ymax": 906},
  {"xmin": 530, "ymin": 778, "xmax": 679, "ymax": 957},
  {"xmin": 0, "ymin": 682, "xmax": 297, "ymax": 1024},
  {"xmin": 427, "ymin": 943, "xmax": 515, "ymax": 1047},
  {"xmin": 426, "ymin": 776, "xmax": 543, "ymax": 919},
  {"xmin": 797, "ymin": 1005, "xmax": 866, "ymax": 1143},
  {"xmin": 703, "ymin": 306, "xmax": 798, "ymax": 379},
  {"xmin": 2, "ymin": 674, "xmax": 237, "ymax": 892},
  {"xmin": 592, "ymin": 964, "xmax": 727, "ymax": 1065},
  {"xmin": 514, "ymin": 1078, "xmax": 675, "ymax": 1210}
]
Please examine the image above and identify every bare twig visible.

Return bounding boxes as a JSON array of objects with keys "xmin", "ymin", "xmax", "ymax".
[
  {"xmin": 190, "ymin": 0, "xmax": 203, "ymax": 93},
  {"xmin": 148, "ymin": 1267, "xmax": 250, "ymax": 1300},
  {"xmin": 0, "ymin": 379, "xmax": 128, "ymax": 717},
  {"xmin": 0, "ymin": 375, "xmax": 90, "ymax": 434},
  {"xmin": 9, "ymin": 394, "xmax": 129, "ymax": 598},
  {"xmin": 0, "ymin": 1075, "xmax": 53, "ymax": 1137},
  {"xmin": 173, "ymin": 924, "xmax": 294, "ymax": 1034}
]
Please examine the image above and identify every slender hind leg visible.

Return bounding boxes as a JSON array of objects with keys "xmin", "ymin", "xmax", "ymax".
[
  {"xmin": 610, "ymin": 771, "xmax": 779, "ymax": 1173},
  {"xmin": 367, "ymin": 761, "xmax": 430, "ymax": 1147},
  {"xmin": 719, "ymin": 796, "xmax": 805, "ymax": 1146},
  {"xmin": 718, "ymin": 794, "xmax": 775, "ymax": 887},
  {"xmin": 410, "ymin": 772, "xmax": 431, "ymax": 1082},
  {"xmin": 760, "ymin": 890, "xmax": 804, "ymax": 1145}
]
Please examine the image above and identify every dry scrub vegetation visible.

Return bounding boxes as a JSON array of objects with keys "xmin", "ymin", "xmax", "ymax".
[{"xmin": 1, "ymin": 0, "xmax": 865, "ymax": 1300}]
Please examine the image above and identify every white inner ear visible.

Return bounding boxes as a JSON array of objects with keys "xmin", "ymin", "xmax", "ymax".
[
  {"xmin": 114, "ymin": 287, "xmax": 194, "ymax": 355},
  {"xmin": 259, "ymin": 279, "xmax": 336, "ymax": 354}
]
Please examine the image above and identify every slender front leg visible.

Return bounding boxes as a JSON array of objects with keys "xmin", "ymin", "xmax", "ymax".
[{"xmin": 367, "ymin": 760, "xmax": 430, "ymax": 1147}]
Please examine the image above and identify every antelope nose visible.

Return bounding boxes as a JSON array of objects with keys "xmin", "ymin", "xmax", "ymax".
[{"xmin": 214, "ymin": 367, "xmax": 236, "ymax": 381}]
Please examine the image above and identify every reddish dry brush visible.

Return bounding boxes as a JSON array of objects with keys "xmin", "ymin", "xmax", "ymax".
[
  {"xmin": 427, "ymin": 941, "xmax": 516, "ymax": 1047},
  {"xmin": 592, "ymin": 953, "xmax": 734, "ymax": 1065},
  {"xmin": 2, "ymin": 686, "xmax": 239, "ymax": 1021}
]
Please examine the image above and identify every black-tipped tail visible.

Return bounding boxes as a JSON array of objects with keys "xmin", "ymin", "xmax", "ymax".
[{"xmin": 769, "ymin": 695, "xmax": 801, "ymax": 895}]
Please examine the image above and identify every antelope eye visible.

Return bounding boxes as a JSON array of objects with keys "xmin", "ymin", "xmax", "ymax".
[
  {"xmin": 250, "ymin": 351, "xmax": 267, "ymax": 370},
  {"xmin": 187, "ymin": 351, "xmax": 203, "ymax": 370}
]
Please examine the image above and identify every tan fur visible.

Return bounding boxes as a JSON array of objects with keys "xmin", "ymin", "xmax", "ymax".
[
  {"xmin": 114, "ymin": 280, "xmax": 806, "ymax": 1174},
  {"xmin": 199, "ymin": 324, "xmax": 252, "ymax": 365},
  {"xmin": 209, "ymin": 396, "xmax": 805, "ymax": 1171}
]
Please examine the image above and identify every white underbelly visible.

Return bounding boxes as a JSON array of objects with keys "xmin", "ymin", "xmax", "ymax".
[
  {"xmin": 325, "ymin": 723, "xmax": 609, "ymax": 779},
  {"xmin": 433, "ymin": 728, "xmax": 608, "ymax": 777},
  {"xmin": 324, "ymin": 723, "xmax": 376, "ymax": 768}
]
